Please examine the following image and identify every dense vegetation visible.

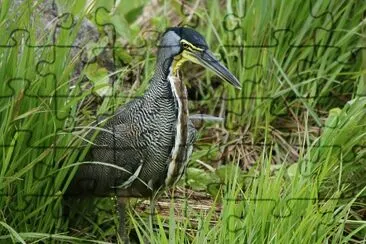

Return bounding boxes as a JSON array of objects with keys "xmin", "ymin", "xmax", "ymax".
[{"xmin": 1, "ymin": 0, "xmax": 365, "ymax": 243}]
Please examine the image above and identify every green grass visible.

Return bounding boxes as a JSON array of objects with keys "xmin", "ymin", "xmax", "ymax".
[{"xmin": 1, "ymin": 0, "xmax": 366, "ymax": 243}]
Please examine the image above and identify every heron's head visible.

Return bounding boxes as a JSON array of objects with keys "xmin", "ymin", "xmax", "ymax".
[{"xmin": 157, "ymin": 27, "xmax": 241, "ymax": 89}]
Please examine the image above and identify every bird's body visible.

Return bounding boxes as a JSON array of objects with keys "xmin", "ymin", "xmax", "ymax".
[
  {"xmin": 68, "ymin": 71, "xmax": 195, "ymax": 198},
  {"xmin": 65, "ymin": 27, "xmax": 241, "ymax": 241}
]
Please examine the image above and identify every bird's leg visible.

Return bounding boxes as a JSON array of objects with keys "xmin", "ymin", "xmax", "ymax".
[
  {"xmin": 149, "ymin": 194, "xmax": 155, "ymax": 231},
  {"xmin": 144, "ymin": 192, "xmax": 158, "ymax": 243},
  {"xmin": 117, "ymin": 197, "xmax": 129, "ymax": 244},
  {"xmin": 149, "ymin": 189, "xmax": 162, "ymax": 235}
]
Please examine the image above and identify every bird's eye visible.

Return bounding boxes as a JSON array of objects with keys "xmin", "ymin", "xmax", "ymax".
[{"xmin": 182, "ymin": 42, "xmax": 190, "ymax": 49}]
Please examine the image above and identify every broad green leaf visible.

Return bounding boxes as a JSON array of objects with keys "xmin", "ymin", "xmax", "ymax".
[{"xmin": 84, "ymin": 63, "xmax": 110, "ymax": 97}]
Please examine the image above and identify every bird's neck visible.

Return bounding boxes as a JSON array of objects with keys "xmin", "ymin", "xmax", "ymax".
[
  {"xmin": 146, "ymin": 58, "xmax": 190, "ymax": 186},
  {"xmin": 164, "ymin": 67, "xmax": 189, "ymax": 186},
  {"xmin": 146, "ymin": 55, "xmax": 182, "ymax": 101}
]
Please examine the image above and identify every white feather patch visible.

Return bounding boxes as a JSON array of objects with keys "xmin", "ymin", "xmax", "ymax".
[{"xmin": 165, "ymin": 72, "xmax": 187, "ymax": 186}]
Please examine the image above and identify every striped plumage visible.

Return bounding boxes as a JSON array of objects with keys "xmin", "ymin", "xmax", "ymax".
[
  {"xmin": 67, "ymin": 29, "xmax": 197, "ymax": 198},
  {"xmin": 65, "ymin": 27, "xmax": 241, "ymax": 241},
  {"xmin": 68, "ymin": 75, "xmax": 196, "ymax": 197}
]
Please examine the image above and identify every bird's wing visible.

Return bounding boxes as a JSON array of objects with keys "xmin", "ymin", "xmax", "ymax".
[
  {"xmin": 90, "ymin": 116, "xmax": 146, "ymax": 182},
  {"xmin": 69, "ymin": 100, "xmax": 147, "ymax": 195}
]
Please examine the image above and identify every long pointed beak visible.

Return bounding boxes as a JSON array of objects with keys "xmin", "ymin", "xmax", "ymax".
[{"xmin": 184, "ymin": 49, "xmax": 241, "ymax": 89}]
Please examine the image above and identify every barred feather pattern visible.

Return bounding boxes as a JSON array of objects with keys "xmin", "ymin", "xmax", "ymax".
[
  {"xmin": 67, "ymin": 71, "xmax": 196, "ymax": 198},
  {"xmin": 67, "ymin": 30, "xmax": 197, "ymax": 198}
]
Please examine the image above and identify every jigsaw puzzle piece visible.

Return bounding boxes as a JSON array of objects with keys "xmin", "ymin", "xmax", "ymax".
[
  {"xmin": 298, "ymin": 143, "xmax": 342, "ymax": 177},
  {"xmin": 226, "ymin": 198, "xmax": 278, "ymax": 234}
]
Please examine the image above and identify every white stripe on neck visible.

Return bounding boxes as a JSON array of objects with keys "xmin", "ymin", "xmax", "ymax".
[{"xmin": 165, "ymin": 69, "xmax": 188, "ymax": 186}]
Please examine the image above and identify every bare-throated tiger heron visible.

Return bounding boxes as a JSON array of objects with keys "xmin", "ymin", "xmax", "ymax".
[{"xmin": 65, "ymin": 27, "xmax": 241, "ymax": 242}]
